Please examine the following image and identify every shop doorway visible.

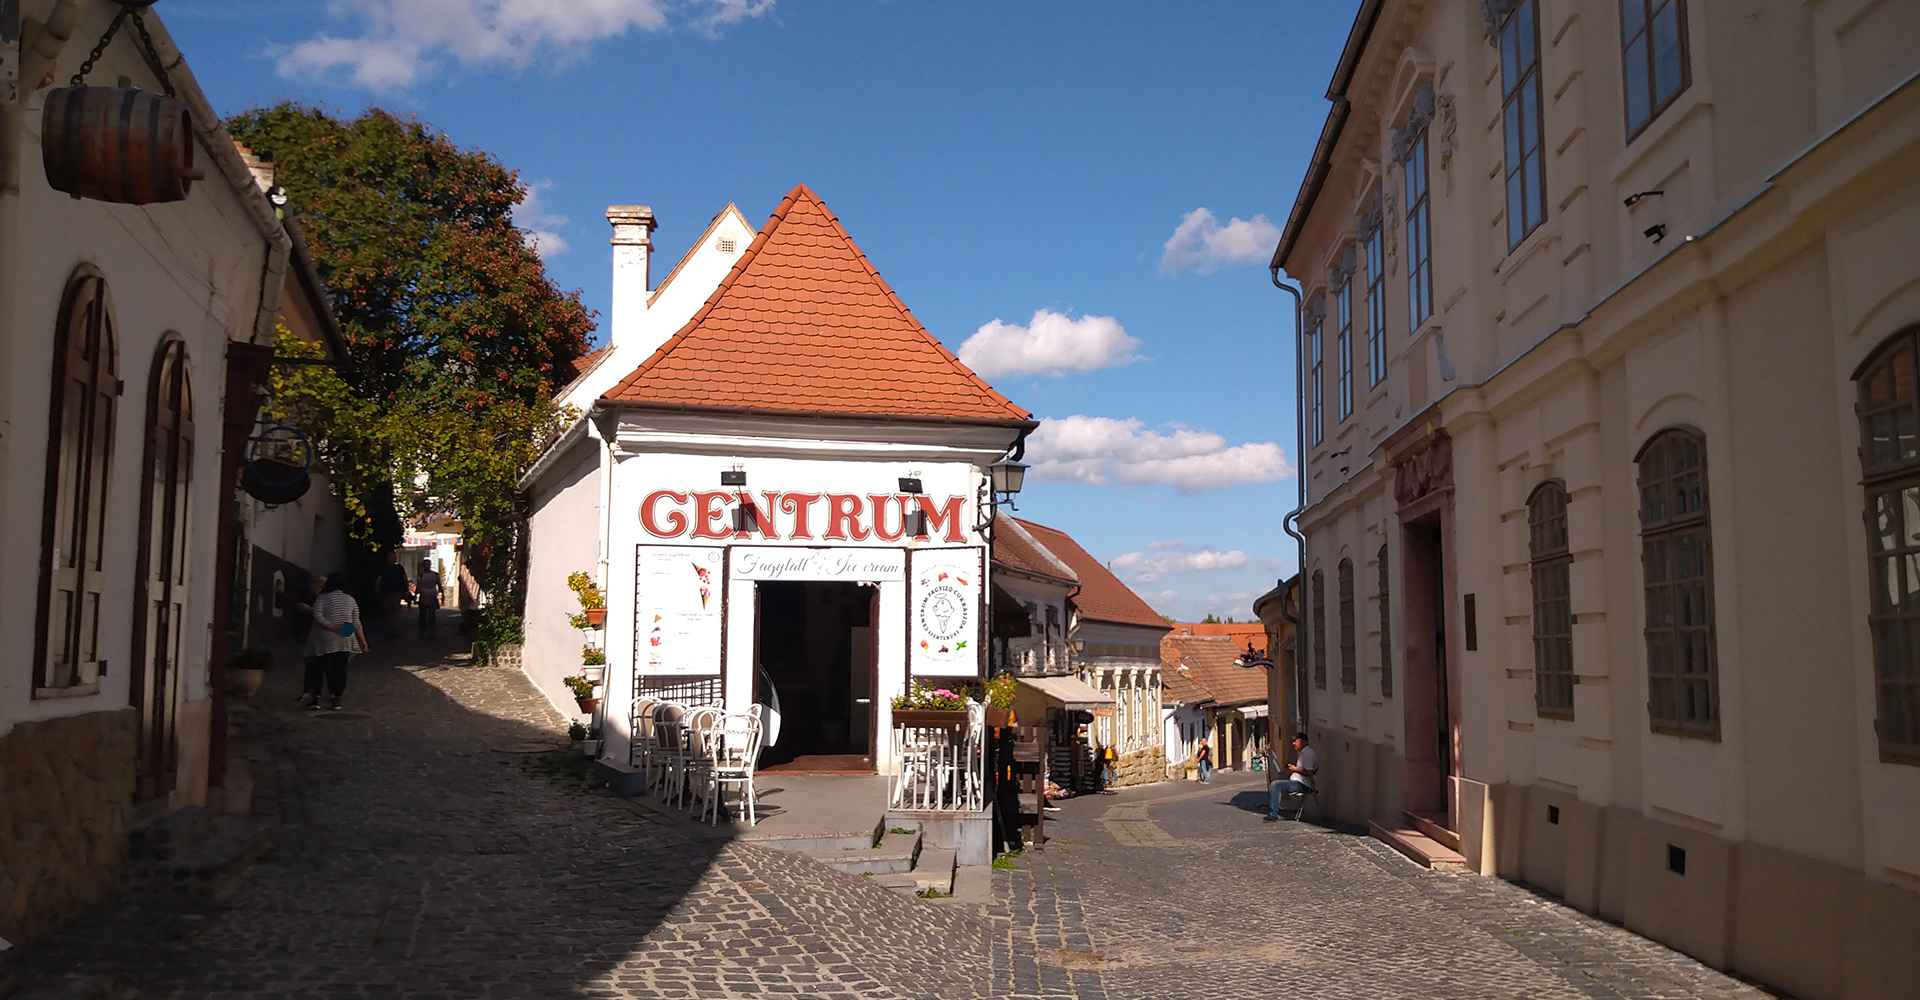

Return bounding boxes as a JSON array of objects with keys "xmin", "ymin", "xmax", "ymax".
[{"xmin": 754, "ymin": 581, "xmax": 877, "ymax": 772}]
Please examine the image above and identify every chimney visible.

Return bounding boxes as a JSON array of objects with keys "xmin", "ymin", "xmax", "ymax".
[
  {"xmin": 606, "ymin": 205, "xmax": 657, "ymax": 349},
  {"xmin": 233, "ymin": 142, "xmax": 275, "ymax": 194}
]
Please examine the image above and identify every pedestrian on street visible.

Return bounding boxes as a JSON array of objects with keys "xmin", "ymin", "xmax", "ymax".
[
  {"xmin": 378, "ymin": 550, "xmax": 410, "ymax": 639},
  {"xmin": 1100, "ymin": 742, "xmax": 1118, "ymax": 793},
  {"xmin": 1265, "ymin": 732, "xmax": 1318, "ymax": 822},
  {"xmin": 301, "ymin": 573, "xmax": 368, "ymax": 711},
  {"xmin": 1196, "ymin": 738, "xmax": 1213, "ymax": 783},
  {"xmin": 416, "ymin": 562, "xmax": 443, "ymax": 639}
]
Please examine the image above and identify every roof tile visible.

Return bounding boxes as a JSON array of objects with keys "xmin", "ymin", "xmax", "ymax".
[
  {"xmin": 1016, "ymin": 519, "xmax": 1168, "ymax": 630},
  {"xmin": 601, "ymin": 184, "xmax": 1031, "ymax": 425},
  {"xmin": 1160, "ymin": 635, "xmax": 1268, "ymax": 707}
]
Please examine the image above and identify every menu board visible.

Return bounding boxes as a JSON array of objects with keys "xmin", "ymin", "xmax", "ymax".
[
  {"xmin": 909, "ymin": 547, "xmax": 985, "ymax": 678},
  {"xmin": 636, "ymin": 546, "xmax": 724, "ymax": 677}
]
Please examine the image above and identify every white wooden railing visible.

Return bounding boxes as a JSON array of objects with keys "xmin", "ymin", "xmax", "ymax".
[{"xmin": 888, "ymin": 701, "xmax": 986, "ymax": 812}]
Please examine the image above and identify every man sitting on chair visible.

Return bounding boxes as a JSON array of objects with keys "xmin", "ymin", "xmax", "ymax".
[{"xmin": 1264, "ymin": 733, "xmax": 1317, "ymax": 822}]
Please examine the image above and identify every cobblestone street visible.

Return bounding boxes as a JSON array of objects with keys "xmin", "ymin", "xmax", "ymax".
[
  {"xmin": 997, "ymin": 774, "xmax": 1777, "ymax": 1000},
  {"xmin": 12, "ymin": 633, "xmax": 1775, "ymax": 999}
]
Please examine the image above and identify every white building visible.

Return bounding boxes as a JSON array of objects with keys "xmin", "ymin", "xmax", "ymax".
[{"xmin": 520, "ymin": 184, "xmax": 1032, "ymax": 774}]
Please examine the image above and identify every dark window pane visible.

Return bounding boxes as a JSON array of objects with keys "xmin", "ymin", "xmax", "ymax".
[
  {"xmin": 1524, "ymin": 152, "xmax": 1545, "ymax": 232},
  {"xmin": 1508, "ymin": 175, "xmax": 1524, "ymax": 248},
  {"xmin": 1502, "ymin": 22, "xmax": 1519, "ymax": 87},
  {"xmin": 1521, "ymin": 79, "xmax": 1540, "ymax": 154},
  {"xmin": 1621, "ymin": 0, "xmax": 1646, "ymax": 40},
  {"xmin": 1505, "ymin": 101, "xmax": 1523, "ymax": 167},
  {"xmin": 1517, "ymin": 1, "xmax": 1536, "ymax": 68},
  {"xmin": 1653, "ymin": 2, "xmax": 1684, "ymax": 103},
  {"xmin": 1625, "ymin": 36, "xmax": 1650, "ymax": 130}
]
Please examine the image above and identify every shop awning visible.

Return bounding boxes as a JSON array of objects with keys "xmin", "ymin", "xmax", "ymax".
[
  {"xmin": 1015, "ymin": 674, "xmax": 1111, "ymax": 712},
  {"xmin": 1237, "ymin": 704, "xmax": 1270, "ymax": 720}
]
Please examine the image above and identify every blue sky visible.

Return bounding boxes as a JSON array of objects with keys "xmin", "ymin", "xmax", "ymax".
[{"xmin": 168, "ymin": 0, "xmax": 1357, "ymax": 621}]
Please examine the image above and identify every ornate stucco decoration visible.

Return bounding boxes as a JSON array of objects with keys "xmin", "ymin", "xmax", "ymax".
[
  {"xmin": 1382, "ymin": 190, "xmax": 1397, "ymax": 260},
  {"xmin": 1305, "ymin": 289, "xmax": 1328, "ymax": 330},
  {"xmin": 1435, "ymin": 93, "xmax": 1459, "ymax": 192},
  {"xmin": 1327, "ymin": 240, "xmax": 1358, "ymax": 289},
  {"xmin": 1390, "ymin": 83, "xmax": 1436, "ymax": 164},
  {"xmin": 1393, "ymin": 430, "xmax": 1454, "ymax": 506},
  {"xmin": 1480, "ymin": 0, "xmax": 1522, "ymax": 42},
  {"xmin": 1356, "ymin": 198, "xmax": 1383, "ymax": 243}
]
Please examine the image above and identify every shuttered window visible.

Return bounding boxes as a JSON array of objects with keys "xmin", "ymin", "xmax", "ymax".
[
  {"xmin": 1338, "ymin": 559, "xmax": 1357, "ymax": 694},
  {"xmin": 1855, "ymin": 331, "xmax": 1920, "ymax": 764},
  {"xmin": 1312, "ymin": 570, "xmax": 1327, "ymax": 690},
  {"xmin": 1378, "ymin": 544, "xmax": 1393, "ymax": 699},
  {"xmin": 36, "ymin": 271, "xmax": 120, "ymax": 693},
  {"xmin": 1638, "ymin": 429, "xmax": 1718, "ymax": 738}
]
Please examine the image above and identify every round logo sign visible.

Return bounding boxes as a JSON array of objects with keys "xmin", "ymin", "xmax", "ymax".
[{"xmin": 918, "ymin": 584, "xmax": 968, "ymax": 646}]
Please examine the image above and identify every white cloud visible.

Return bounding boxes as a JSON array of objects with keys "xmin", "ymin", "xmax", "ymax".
[
  {"xmin": 957, "ymin": 309, "xmax": 1141, "ymax": 379},
  {"xmin": 513, "ymin": 179, "xmax": 569, "ymax": 259},
  {"xmin": 1025, "ymin": 415, "xmax": 1293, "ymax": 491},
  {"xmin": 1159, "ymin": 207, "xmax": 1282, "ymax": 276},
  {"xmin": 1111, "ymin": 546, "xmax": 1251, "ymax": 583},
  {"xmin": 276, "ymin": 0, "xmax": 771, "ymax": 91}
]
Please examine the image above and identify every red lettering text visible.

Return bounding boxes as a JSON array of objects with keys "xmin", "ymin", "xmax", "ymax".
[
  {"xmin": 691, "ymin": 490, "xmax": 733, "ymax": 540},
  {"xmin": 641, "ymin": 490, "xmax": 689, "ymax": 538},
  {"xmin": 867, "ymin": 494, "xmax": 906, "ymax": 542},
  {"xmin": 826, "ymin": 493, "xmax": 870, "ymax": 542},
  {"xmin": 917, "ymin": 495, "xmax": 968, "ymax": 543},
  {"xmin": 781, "ymin": 492, "xmax": 822, "ymax": 540}
]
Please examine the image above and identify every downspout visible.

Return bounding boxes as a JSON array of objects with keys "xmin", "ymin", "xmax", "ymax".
[{"xmin": 1269, "ymin": 268, "xmax": 1307, "ymax": 740}]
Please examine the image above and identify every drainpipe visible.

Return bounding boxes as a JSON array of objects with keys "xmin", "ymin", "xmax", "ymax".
[{"xmin": 1269, "ymin": 267, "xmax": 1307, "ymax": 739}]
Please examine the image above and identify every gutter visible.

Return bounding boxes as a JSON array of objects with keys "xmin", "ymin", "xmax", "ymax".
[
  {"xmin": 285, "ymin": 218, "xmax": 350, "ymax": 363},
  {"xmin": 597, "ymin": 398, "xmax": 1040, "ymax": 433},
  {"xmin": 516, "ymin": 413, "xmax": 592, "ymax": 492}
]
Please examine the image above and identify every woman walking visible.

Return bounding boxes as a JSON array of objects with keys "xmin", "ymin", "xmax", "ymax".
[
  {"xmin": 1196, "ymin": 737, "xmax": 1213, "ymax": 783},
  {"xmin": 301, "ymin": 573, "xmax": 368, "ymax": 710}
]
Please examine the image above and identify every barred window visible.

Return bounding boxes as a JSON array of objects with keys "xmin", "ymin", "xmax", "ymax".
[
  {"xmin": 1378, "ymin": 544, "xmax": 1393, "ymax": 698},
  {"xmin": 1312, "ymin": 570, "xmax": 1327, "ymax": 689},
  {"xmin": 1338, "ymin": 559, "xmax": 1357, "ymax": 694},
  {"xmin": 1855, "ymin": 330, "xmax": 1920, "ymax": 764},
  {"xmin": 1530, "ymin": 482, "xmax": 1574, "ymax": 718},
  {"xmin": 35, "ymin": 269, "xmax": 120, "ymax": 693},
  {"xmin": 1500, "ymin": 0, "xmax": 1548, "ymax": 249},
  {"xmin": 1638, "ymin": 428, "xmax": 1718, "ymax": 738}
]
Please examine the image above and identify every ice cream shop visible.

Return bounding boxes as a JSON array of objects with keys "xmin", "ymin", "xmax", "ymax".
[{"xmin": 518, "ymin": 184, "xmax": 1032, "ymax": 778}]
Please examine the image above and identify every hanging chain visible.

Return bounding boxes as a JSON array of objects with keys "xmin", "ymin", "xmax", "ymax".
[{"xmin": 67, "ymin": 1, "xmax": 175, "ymax": 98}]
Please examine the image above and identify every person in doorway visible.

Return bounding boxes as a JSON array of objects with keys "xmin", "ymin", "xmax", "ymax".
[
  {"xmin": 1100, "ymin": 742, "xmax": 1118, "ymax": 793},
  {"xmin": 301, "ymin": 573, "xmax": 368, "ymax": 711},
  {"xmin": 378, "ymin": 551, "xmax": 410, "ymax": 639},
  {"xmin": 1196, "ymin": 738, "xmax": 1213, "ymax": 783},
  {"xmin": 1265, "ymin": 732, "xmax": 1318, "ymax": 822},
  {"xmin": 416, "ymin": 562, "xmax": 443, "ymax": 639}
]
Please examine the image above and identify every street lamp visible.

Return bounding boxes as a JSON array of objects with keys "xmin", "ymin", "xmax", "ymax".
[{"xmin": 989, "ymin": 459, "xmax": 1026, "ymax": 502}]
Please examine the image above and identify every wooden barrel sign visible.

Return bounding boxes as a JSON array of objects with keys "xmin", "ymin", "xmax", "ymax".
[{"xmin": 42, "ymin": 87, "xmax": 201, "ymax": 205}]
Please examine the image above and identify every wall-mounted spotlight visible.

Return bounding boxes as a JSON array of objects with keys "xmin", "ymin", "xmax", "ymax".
[
  {"xmin": 1623, "ymin": 189, "xmax": 1664, "ymax": 208},
  {"xmin": 720, "ymin": 467, "xmax": 746, "ymax": 487},
  {"xmin": 898, "ymin": 476, "xmax": 923, "ymax": 494},
  {"xmin": 731, "ymin": 503, "xmax": 760, "ymax": 534},
  {"xmin": 907, "ymin": 508, "xmax": 929, "ymax": 537},
  {"xmin": 1644, "ymin": 224, "xmax": 1667, "ymax": 245}
]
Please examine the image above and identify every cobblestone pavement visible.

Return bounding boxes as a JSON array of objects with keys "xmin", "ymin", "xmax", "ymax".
[
  {"xmin": 12, "ymin": 627, "xmax": 990, "ymax": 999},
  {"xmin": 993, "ymin": 772, "xmax": 1778, "ymax": 1000}
]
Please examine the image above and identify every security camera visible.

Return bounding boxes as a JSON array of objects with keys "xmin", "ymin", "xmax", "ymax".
[
  {"xmin": 1644, "ymin": 224, "xmax": 1667, "ymax": 244},
  {"xmin": 1624, "ymin": 190, "xmax": 1664, "ymax": 208}
]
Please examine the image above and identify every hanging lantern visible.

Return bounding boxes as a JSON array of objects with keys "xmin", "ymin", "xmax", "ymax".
[
  {"xmin": 39, "ymin": 2, "xmax": 202, "ymax": 205},
  {"xmin": 240, "ymin": 425, "xmax": 314, "ymax": 506}
]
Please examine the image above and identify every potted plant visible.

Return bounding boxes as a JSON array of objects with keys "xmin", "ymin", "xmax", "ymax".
[
  {"xmin": 983, "ymin": 672, "xmax": 1018, "ymax": 727},
  {"xmin": 226, "ymin": 648, "xmax": 271, "ymax": 697},
  {"xmin": 567, "ymin": 571, "xmax": 607, "ymax": 630},
  {"xmin": 564, "ymin": 674, "xmax": 600, "ymax": 716},
  {"xmin": 580, "ymin": 644, "xmax": 606, "ymax": 683},
  {"xmin": 568, "ymin": 720, "xmax": 588, "ymax": 748},
  {"xmin": 890, "ymin": 681, "xmax": 973, "ymax": 728}
]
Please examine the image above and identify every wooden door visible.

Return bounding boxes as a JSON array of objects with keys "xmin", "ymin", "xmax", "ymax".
[{"xmin": 131, "ymin": 339, "xmax": 193, "ymax": 801}]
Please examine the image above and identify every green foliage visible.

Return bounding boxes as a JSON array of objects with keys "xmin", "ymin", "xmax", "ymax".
[
  {"xmin": 1201, "ymin": 613, "xmax": 1221, "ymax": 624},
  {"xmin": 992, "ymin": 850, "xmax": 1024, "ymax": 870},
  {"xmin": 469, "ymin": 607, "xmax": 524, "ymax": 662},
  {"xmin": 231, "ymin": 104, "xmax": 595, "ymax": 603},
  {"xmin": 567, "ymin": 721, "xmax": 588, "ymax": 742},
  {"xmin": 566, "ymin": 571, "xmax": 605, "ymax": 609},
  {"xmin": 563, "ymin": 675, "xmax": 598, "ymax": 699},
  {"xmin": 581, "ymin": 646, "xmax": 606, "ymax": 666},
  {"xmin": 914, "ymin": 887, "xmax": 948, "ymax": 899},
  {"xmin": 984, "ymin": 672, "xmax": 1018, "ymax": 710},
  {"xmin": 890, "ymin": 681, "xmax": 972, "ymax": 712}
]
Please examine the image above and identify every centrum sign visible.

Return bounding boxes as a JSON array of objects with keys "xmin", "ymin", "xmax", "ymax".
[
  {"xmin": 641, "ymin": 491, "xmax": 969, "ymax": 544},
  {"xmin": 729, "ymin": 548, "xmax": 907, "ymax": 581}
]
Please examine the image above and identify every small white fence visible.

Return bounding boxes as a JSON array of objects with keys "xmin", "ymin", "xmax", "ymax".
[{"xmin": 888, "ymin": 702, "xmax": 986, "ymax": 812}]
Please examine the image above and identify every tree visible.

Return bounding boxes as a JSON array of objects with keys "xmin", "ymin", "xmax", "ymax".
[
  {"xmin": 1201, "ymin": 613, "xmax": 1221, "ymax": 625},
  {"xmin": 232, "ymin": 105, "xmax": 594, "ymax": 605}
]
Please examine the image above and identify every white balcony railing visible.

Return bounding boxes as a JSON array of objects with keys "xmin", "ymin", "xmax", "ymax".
[{"xmin": 888, "ymin": 701, "xmax": 986, "ymax": 812}]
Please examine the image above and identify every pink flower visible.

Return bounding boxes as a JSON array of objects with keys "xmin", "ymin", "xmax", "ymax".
[{"xmin": 934, "ymin": 689, "xmax": 955, "ymax": 699}]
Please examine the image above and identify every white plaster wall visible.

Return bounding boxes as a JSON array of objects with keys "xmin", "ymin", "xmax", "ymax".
[
  {"xmin": 1, "ymin": 31, "xmax": 270, "ymax": 736},
  {"xmin": 523, "ymin": 437, "xmax": 604, "ymax": 722}
]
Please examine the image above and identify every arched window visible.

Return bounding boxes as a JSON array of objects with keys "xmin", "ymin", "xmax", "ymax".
[
  {"xmin": 1378, "ymin": 543, "xmax": 1393, "ymax": 698},
  {"xmin": 1338, "ymin": 559, "xmax": 1357, "ymax": 693},
  {"xmin": 1638, "ymin": 428, "xmax": 1718, "ymax": 738},
  {"xmin": 1312, "ymin": 570, "xmax": 1327, "ymax": 689},
  {"xmin": 1530, "ymin": 482, "xmax": 1575, "ymax": 718},
  {"xmin": 132, "ymin": 338, "xmax": 194, "ymax": 796},
  {"xmin": 35, "ymin": 270, "xmax": 119, "ymax": 692},
  {"xmin": 1855, "ymin": 331, "xmax": 1920, "ymax": 763}
]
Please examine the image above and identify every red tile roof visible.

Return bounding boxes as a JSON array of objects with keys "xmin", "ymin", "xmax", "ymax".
[
  {"xmin": 1160, "ymin": 635, "xmax": 1268, "ymax": 707},
  {"xmin": 1016, "ymin": 519, "xmax": 1169, "ymax": 630},
  {"xmin": 570, "ymin": 344, "xmax": 610, "ymax": 379},
  {"xmin": 993, "ymin": 517, "xmax": 1077, "ymax": 585},
  {"xmin": 601, "ymin": 184, "xmax": 1032, "ymax": 426},
  {"xmin": 1161, "ymin": 664, "xmax": 1214, "ymax": 706},
  {"xmin": 1174, "ymin": 622, "xmax": 1267, "ymax": 655}
]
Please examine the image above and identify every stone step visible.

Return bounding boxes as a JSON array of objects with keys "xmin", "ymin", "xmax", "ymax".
[
  {"xmin": 743, "ymin": 830, "xmax": 876, "ymax": 855},
  {"xmin": 946, "ymin": 863, "xmax": 992, "ymax": 905},
  {"xmin": 1369, "ymin": 820, "xmax": 1468, "ymax": 871},
  {"xmin": 1405, "ymin": 811, "xmax": 1462, "ymax": 854},
  {"xmin": 909, "ymin": 847, "xmax": 957, "ymax": 895},
  {"xmin": 805, "ymin": 829, "xmax": 921, "ymax": 876}
]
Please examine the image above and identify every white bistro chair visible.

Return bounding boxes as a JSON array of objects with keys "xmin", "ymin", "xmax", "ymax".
[
  {"xmin": 651, "ymin": 701, "xmax": 689, "ymax": 806},
  {"xmin": 680, "ymin": 706, "xmax": 724, "ymax": 813},
  {"xmin": 630, "ymin": 696, "xmax": 660, "ymax": 784},
  {"xmin": 705, "ymin": 712, "xmax": 764, "ymax": 826}
]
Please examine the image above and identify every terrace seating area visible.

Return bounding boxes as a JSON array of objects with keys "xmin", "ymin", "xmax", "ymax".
[{"xmin": 631, "ymin": 697, "xmax": 765, "ymax": 825}]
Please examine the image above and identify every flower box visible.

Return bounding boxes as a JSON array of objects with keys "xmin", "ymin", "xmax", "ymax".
[{"xmin": 892, "ymin": 708, "xmax": 970, "ymax": 729}]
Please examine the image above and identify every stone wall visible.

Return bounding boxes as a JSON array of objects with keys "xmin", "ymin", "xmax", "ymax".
[
  {"xmin": 0, "ymin": 708, "xmax": 137, "ymax": 944},
  {"xmin": 1112, "ymin": 746, "xmax": 1166, "ymax": 788}
]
